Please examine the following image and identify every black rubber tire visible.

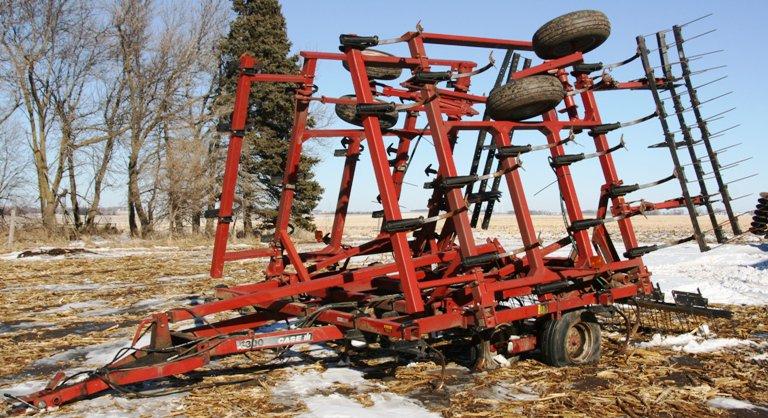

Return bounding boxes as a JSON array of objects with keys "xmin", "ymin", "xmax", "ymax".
[
  {"xmin": 342, "ymin": 49, "xmax": 402, "ymax": 81},
  {"xmin": 335, "ymin": 94, "xmax": 399, "ymax": 129},
  {"xmin": 486, "ymin": 75, "xmax": 565, "ymax": 121},
  {"xmin": 540, "ymin": 310, "xmax": 601, "ymax": 367},
  {"xmin": 532, "ymin": 10, "xmax": 611, "ymax": 60}
]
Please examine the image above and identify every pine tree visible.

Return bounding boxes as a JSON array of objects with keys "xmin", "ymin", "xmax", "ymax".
[{"xmin": 216, "ymin": 0, "xmax": 322, "ymax": 232}]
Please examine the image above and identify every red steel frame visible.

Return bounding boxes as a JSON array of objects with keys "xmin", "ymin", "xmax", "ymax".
[{"xmin": 16, "ymin": 29, "xmax": 696, "ymax": 411}]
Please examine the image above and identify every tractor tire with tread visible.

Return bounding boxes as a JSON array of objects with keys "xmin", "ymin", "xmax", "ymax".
[
  {"xmin": 335, "ymin": 94, "xmax": 399, "ymax": 129},
  {"xmin": 342, "ymin": 49, "xmax": 402, "ymax": 80},
  {"xmin": 540, "ymin": 309, "xmax": 601, "ymax": 367},
  {"xmin": 486, "ymin": 75, "xmax": 565, "ymax": 121},
  {"xmin": 532, "ymin": 10, "xmax": 611, "ymax": 60}
]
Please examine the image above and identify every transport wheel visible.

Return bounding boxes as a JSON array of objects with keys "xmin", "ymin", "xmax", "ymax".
[
  {"xmin": 486, "ymin": 75, "xmax": 565, "ymax": 121},
  {"xmin": 532, "ymin": 10, "xmax": 611, "ymax": 60},
  {"xmin": 342, "ymin": 49, "xmax": 402, "ymax": 80},
  {"xmin": 335, "ymin": 94, "xmax": 399, "ymax": 129},
  {"xmin": 540, "ymin": 310, "xmax": 601, "ymax": 367}
]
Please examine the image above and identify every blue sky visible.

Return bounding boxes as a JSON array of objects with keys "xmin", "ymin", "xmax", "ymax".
[{"xmin": 277, "ymin": 0, "xmax": 766, "ymax": 214}]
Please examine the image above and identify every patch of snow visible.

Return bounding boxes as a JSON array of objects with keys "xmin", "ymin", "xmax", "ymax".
[
  {"xmin": 645, "ymin": 243, "xmax": 768, "ymax": 305},
  {"xmin": 57, "ymin": 391, "xmax": 186, "ymax": 418},
  {"xmin": 42, "ymin": 301, "xmax": 107, "ymax": 314},
  {"xmin": 130, "ymin": 298, "xmax": 167, "ymax": 310},
  {"xmin": 0, "ymin": 380, "xmax": 47, "ymax": 397},
  {"xmin": 156, "ymin": 273, "xmax": 207, "ymax": 282},
  {"xmin": 273, "ymin": 367, "xmax": 370, "ymax": 397},
  {"xmin": 493, "ymin": 354, "xmax": 511, "ymax": 367},
  {"xmin": 637, "ymin": 331, "xmax": 756, "ymax": 354},
  {"xmin": 476, "ymin": 379, "xmax": 540, "ymax": 402},
  {"xmin": 0, "ymin": 246, "xmax": 197, "ymax": 262},
  {"xmin": 750, "ymin": 353, "xmax": 768, "ymax": 361},
  {"xmin": 708, "ymin": 396, "xmax": 768, "ymax": 412},
  {"xmin": 35, "ymin": 333, "xmax": 152, "ymax": 368},
  {"xmin": 38, "ymin": 283, "xmax": 101, "ymax": 291},
  {"xmin": 0, "ymin": 321, "xmax": 55, "ymax": 332},
  {"xmin": 300, "ymin": 392, "xmax": 441, "ymax": 418},
  {"xmin": 273, "ymin": 367, "xmax": 439, "ymax": 418}
]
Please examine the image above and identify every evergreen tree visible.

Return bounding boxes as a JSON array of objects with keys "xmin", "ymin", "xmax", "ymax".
[{"xmin": 215, "ymin": 0, "xmax": 322, "ymax": 232}]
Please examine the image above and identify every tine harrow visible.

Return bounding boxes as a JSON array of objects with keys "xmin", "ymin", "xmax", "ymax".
[{"xmin": 7, "ymin": 10, "xmax": 757, "ymax": 414}]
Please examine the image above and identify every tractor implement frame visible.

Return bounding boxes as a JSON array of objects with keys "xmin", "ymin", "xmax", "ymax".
[{"xmin": 9, "ymin": 15, "xmax": 746, "ymax": 412}]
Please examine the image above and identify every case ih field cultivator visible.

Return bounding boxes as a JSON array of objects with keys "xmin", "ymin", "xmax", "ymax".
[{"xmin": 7, "ymin": 10, "xmax": 759, "ymax": 413}]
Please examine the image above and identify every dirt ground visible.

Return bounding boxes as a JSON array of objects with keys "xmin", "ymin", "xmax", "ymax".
[{"xmin": 1, "ymin": 215, "xmax": 766, "ymax": 417}]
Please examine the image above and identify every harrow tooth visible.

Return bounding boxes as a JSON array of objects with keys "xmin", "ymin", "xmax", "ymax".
[
  {"xmin": 495, "ymin": 144, "xmax": 533, "ymax": 158},
  {"xmin": 462, "ymin": 252, "xmax": 499, "ymax": 267},
  {"xmin": 624, "ymin": 245, "xmax": 659, "ymax": 258},
  {"xmin": 608, "ymin": 173, "xmax": 676, "ymax": 198},
  {"xmin": 588, "ymin": 111, "xmax": 657, "ymax": 137},
  {"xmin": 410, "ymin": 71, "xmax": 452, "ymax": 84},
  {"xmin": 589, "ymin": 122, "xmax": 621, "ymax": 136},
  {"xmin": 339, "ymin": 34, "xmax": 379, "ymax": 49},
  {"xmin": 550, "ymin": 153, "xmax": 586, "ymax": 167},
  {"xmin": 467, "ymin": 190, "xmax": 502, "ymax": 204},
  {"xmin": 382, "ymin": 217, "xmax": 425, "ymax": 233},
  {"xmin": 567, "ymin": 218, "xmax": 607, "ymax": 232},
  {"xmin": 356, "ymin": 102, "xmax": 396, "ymax": 115},
  {"xmin": 534, "ymin": 280, "xmax": 574, "ymax": 295},
  {"xmin": 571, "ymin": 62, "xmax": 604, "ymax": 73}
]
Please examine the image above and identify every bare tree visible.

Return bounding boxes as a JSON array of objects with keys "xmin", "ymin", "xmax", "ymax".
[
  {"xmin": 0, "ymin": 0, "xmax": 64, "ymax": 228},
  {"xmin": 109, "ymin": 0, "xmax": 226, "ymax": 237},
  {"xmin": 0, "ymin": 0, "xmax": 235, "ymax": 238},
  {"xmin": 0, "ymin": 0, "xmax": 107, "ymax": 231},
  {"xmin": 82, "ymin": 77, "xmax": 126, "ymax": 232},
  {"xmin": 0, "ymin": 124, "xmax": 28, "ymax": 207}
]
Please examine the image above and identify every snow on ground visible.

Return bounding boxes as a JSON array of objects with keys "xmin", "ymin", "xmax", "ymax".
[
  {"xmin": 636, "ymin": 324, "xmax": 764, "ymax": 354},
  {"xmin": 638, "ymin": 332, "xmax": 757, "ymax": 354},
  {"xmin": 0, "ymin": 244, "xmax": 213, "ymax": 262},
  {"xmin": 708, "ymin": 396, "xmax": 768, "ymax": 413},
  {"xmin": 32, "ymin": 332, "xmax": 152, "ymax": 369},
  {"xmin": 2, "ymin": 233, "xmax": 766, "ymax": 415},
  {"xmin": 488, "ymin": 237, "xmax": 768, "ymax": 306},
  {"xmin": 273, "ymin": 367, "xmax": 440, "ymax": 418},
  {"xmin": 645, "ymin": 243, "xmax": 768, "ymax": 305}
]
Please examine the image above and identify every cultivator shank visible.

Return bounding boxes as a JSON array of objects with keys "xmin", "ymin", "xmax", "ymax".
[{"xmin": 8, "ymin": 10, "xmax": 752, "ymax": 413}]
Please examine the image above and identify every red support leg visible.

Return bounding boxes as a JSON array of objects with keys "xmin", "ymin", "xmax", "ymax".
[
  {"xmin": 408, "ymin": 37, "xmax": 478, "ymax": 259},
  {"xmin": 492, "ymin": 129, "xmax": 545, "ymax": 273},
  {"xmin": 328, "ymin": 135, "xmax": 362, "ymax": 249},
  {"xmin": 578, "ymin": 80, "xmax": 640, "ymax": 253},
  {"xmin": 210, "ymin": 55, "xmax": 256, "ymax": 278},
  {"xmin": 542, "ymin": 110, "xmax": 595, "ymax": 265},
  {"xmin": 344, "ymin": 47, "xmax": 424, "ymax": 313}
]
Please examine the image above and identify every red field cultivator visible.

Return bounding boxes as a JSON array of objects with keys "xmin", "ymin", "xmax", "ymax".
[{"xmin": 7, "ymin": 10, "xmax": 750, "ymax": 412}]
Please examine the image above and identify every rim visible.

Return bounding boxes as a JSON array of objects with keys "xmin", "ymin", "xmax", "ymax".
[{"xmin": 565, "ymin": 322, "xmax": 593, "ymax": 362}]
